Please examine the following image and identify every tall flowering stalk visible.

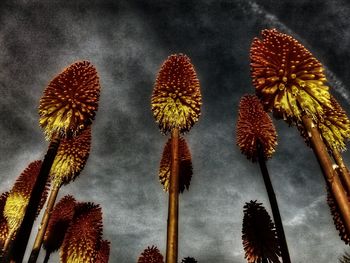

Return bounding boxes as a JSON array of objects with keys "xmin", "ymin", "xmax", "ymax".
[
  {"xmin": 29, "ymin": 126, "xmax": 91, "ymax": 262},
  {"xmin": 1, "ymin": 161, "xmax": 49, "ymax": 255},
  {"xmin": 151, "ymin": 54, "xmax": 201, "ymax": 263},
  {"xmin": 60, "ymin": 202, "xmax": 103, "ymax": 263},
  {"xmin": 250, "ymin": 28, "xmax": 350, "ymax": 236},
  {"xmin": 9, "ymin": 61, "xmax": 100, "ymax": 262},
  {"xmin": 242, "ymin": 201, "xmax": 281, "ymax": 263},
  {"xmin": 236, "ymin": 95, "xmax": 290, "ymax": 263},
  {"xmin": 42, "ymin": 195, "xmax": 76, "ymax": 263},
  {"xmin": 138, "ymin": 246, "xmax": 164, "ymax": 263}
]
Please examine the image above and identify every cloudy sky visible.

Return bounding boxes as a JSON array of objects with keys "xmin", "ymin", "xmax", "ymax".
[{"xmin": 1, "ymin": 0, "xmax": 350, "ymax": 262}]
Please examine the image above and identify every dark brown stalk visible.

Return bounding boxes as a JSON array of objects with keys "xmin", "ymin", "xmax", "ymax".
[
  {"xmin": 302, "ymin": 115, "xmax": 350, "ymax": 234},
  {"xmin": 28, "ymin": 186, "xmax": 60, "ymax": 263},
  {"xmin": 332, "ymin": 149, "xmax": 350, "ymax": 196},
  {"xmin": 166, "ymin": 128, "xmax": 179, "ymax": 263},
  {"xmin": 257, "ymin": 141, "xmax": 291, "ymax": 263},
  {"xmin": 43, "ymin": 251, "xmax": 50, "ymax": 263},
  {"xmin": 7, "ymin": 137, "xmax": 60, "ymax": 263}
]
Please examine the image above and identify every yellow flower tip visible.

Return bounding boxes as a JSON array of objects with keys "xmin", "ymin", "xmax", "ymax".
[
  {"xmin": 242, "ymin": 200, "xmax": 281, "ymax": 263},
  {"xmin": 327, "ymin": 186, "xmax": 350, "ymax": 245},
  {"xmin": 51, "ymin": 126, "xmax": 91, "ymax": 187},
  {"xmin": 250, "ymin": 28, "xmax": 331, "ymax": 123},
  {"xmin": 138, "ymin": 245, "xmax": 164, "ymax": 263},
  {"xmin": 39, "ymin": 61, "xmax": 101, "ymax": 140},
  {"xmin": 0, "ymin": 192, "xmax": 9, "ymax": 247},
  {"xmin": 43, "ymin": 195, "xmax": 76, "ymax": 253},
  {"xmin": 3, "ymin": 193, "xmax": 28, "ymax": 233},
  {"xmin": 95, "ymin": 240, "xmax": 110, "ymax": 263},
  {"xmin": 60, "ymin": 202, "xmax": 103, "ymax": 263},
  {"xmin": 151, "ymin": 54, "xmax": 202, "ymax": 134},
  {"xmin": 159, "ymin": 137, "xmax": 193, "ymax": 193},
  {"xmin": 236, "ymin": 95, "xmax": 277, "ymax": 161}
]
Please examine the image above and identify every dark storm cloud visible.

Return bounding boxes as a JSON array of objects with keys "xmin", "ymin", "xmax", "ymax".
[{"xmin": 1, "ymin": 0, "xmax": 350, "ymax": 262}]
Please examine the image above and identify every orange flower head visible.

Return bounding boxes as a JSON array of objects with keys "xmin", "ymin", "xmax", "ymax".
[
  {"xmin": 138, "ymin": 245, "xmax": 164, "ymax": 263},
  {"xmin": 50, "ymin": 126, "xmax": 91, "ymax": 187},
  {"xmin": 39, "ymin": 61, "xmax": 100, "ymax": 140},
  {"xmin": 95, "ymin": 240, "xmax": 110, "ymax": 263},
  {"xmin": 236, "ymin": 95, "xmax": 277, "ymax": 161},
  {"xmin": 43, "ymin": 195, "xmax": 76, "ymax": 254},
  {"xmin": 0, "ymin": 192, "xmax": 9, "ymax": 248},
  {"xmin": 60, "ymin": 202, "xmax": 103, "ymax": 263},
  {"xmin": 250, "ymin": 29, "xmax": 332, "ymax": 123},
  {"xmin": 4, "ymin": 161, "xmax": 49, "ymax": 238},
  {"xmin": 327, "ymin": 186, "xmax": 350, "ymax": 245},
  {"xmin": 242, "ymin": 200, "xmax": 281, "ymax": 263},
  {"xmin": 159, "ymin": 137, "xmax": 193, "ymax": 193},
  {"xmin": 151, "ymin": 54, "xmax": 202, "ymax": 134}
]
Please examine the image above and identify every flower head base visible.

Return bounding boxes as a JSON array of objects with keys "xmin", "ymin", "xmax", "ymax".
[
  {"xmin": 0, "ymin": 192, "xmax": 9, "ymax": 248},
  {"xmin": 327, "ymin": 186, "xmax": 350, "ymax": 245},
  {"xmin": 39, "ymin": 61, "xmax": 100, "ymax": 140},
  {"xmin": 60, "ymin": 202, "xmax": 103, "ymax": 263},
  {"xmin": 237, "ymin": 95, "xmax": 277, "ymax": 161},
  {"xmin": 250, "ymin": 29, "xmax": 332, "ymax": 123},
  {"xmin": 181, "ymin": 257, "xmax": 197, "ymax": 263},
  {"xmin": 159, "ymin": 137, "xmax": 193, "ymax": 193},
  {"xmin": 50, "ymin": 126, "xmax": 91, "ymax": 187},
  {"xmin": 151, "ymin": 54, "xmax": 202, "ymax": 134},
  {"xmin": 138, "ymin": 245, "xmax": 164, "ymax": 263},
  {"xmin": 242, "ymin": 200, "xmax": 281, "ymax": 263},
  {"xmin": 95, "ymin": 240, "xmax": 110, "ymax": 263},
  {"xmin": 43, "ymin": 195, "xmax": 76, "ymax": 254},
  {"xmin": 4, "ymin": 161, "xmax": 49, "ymax": 237}
]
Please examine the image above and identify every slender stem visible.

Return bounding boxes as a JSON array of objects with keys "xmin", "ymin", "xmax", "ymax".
[
  {"xmin": 166, "ymin": 128, "xmax": 179, "ymax": 263},
  {"xmin": 28, "ymin": 186, "xmax": 60, "ymax": 263},
  {"xmin": 43, "ymin": 251, "xmax": 50, "ymax": 263},
  {"xmin": 257, "ymin": 141, "xmax": 291, "ymax": 263},
  {"xmin": 7, "ymin": 137, "xmax": 60, "ymax": 263},
  {"xmin": 332, "ymin": 148, "xmax": 350, "ymax": 196},
  {"xmin": 302, "ymin": 115, "xmax": 350, "ymax": 234}
]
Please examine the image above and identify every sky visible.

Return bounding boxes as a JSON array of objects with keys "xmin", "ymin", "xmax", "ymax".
[{"xmin": 1, "ymin": 0, "xmax": 350, "ymax": 262}]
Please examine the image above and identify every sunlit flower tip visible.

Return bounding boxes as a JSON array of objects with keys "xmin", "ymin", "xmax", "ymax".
[
  {"xmin": 250, "ymin": 28, "xmax": 332, "ymax": 123},
  {"xmin": 50, "ymin": 126, "xmax": 91, "ymax": 187},
  {"xmin": 43, "ymin": 195, "xmax": 76, "ymax": 253},
  {"xmin": 151, "ymin": 53, "xmax": 202, "ymax": 134},
  {"xmin": 39, "ymin": 60, "xmax": 100, "ymax": 140},
  {"xmin": 181, "ymin": 257, "xmax": 198, "ymax": 263},
  {"xmin": 60, "ymin": 202, "xmax": 103, "ymax": 263},
  {"xmin": 159, "ymin": 137, "xmax": 193, "ymax": 193},
  {"xmin": 138, "ymin": 245, "xmax": 164, "ymax": 263},
  {"xmin": 0, "ymin": 192, "xmax": 9, "ymax": 248},
  {"xmin": 236, "ymin": 95, "xmax": 277, "ymax": 161},
  {"xmin": 242, "ymin": 200, "xmax": 281, "ymax": 263},
  {"xmin": 318, "ymin": 96, "xmax": 350, "ymax": 152},
  {"xmin": 327, "ymin": 187, "xmax": 350, "ymax": 245},
  {"xmin": 4, "ymin": 160, "xmax": 49, "ymax": 236},
  {"xmin": 95, "ymin": 240, "xmax": 110, "ymax": 263}
]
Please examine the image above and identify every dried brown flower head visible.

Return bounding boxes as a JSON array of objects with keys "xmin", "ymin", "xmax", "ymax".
[
  {"xmin": 60, "ymin": 202, "xmax": 103, "ymax": 263},
  {"xmin": 4, "ymin": 161, "xmax": 49, "ymax": 238},
  {"xmin": 159, "ymin": 137, "xmax": 193, "ymax": 193},
  {"xmin": 327, "ymin": 186, "xmax": 350, "ymax": 245},
  {"xmin": 151, "ymin": 54, "xmax": 202, "ymax": 134},
  {"xmin": 138, "ymin": 245, "xmax": 164, "ymax": 263},
  {"xmin": 181, "ymin": 257, "xmax": 197, "ymax": 263},
  {"xmin": 43, "ymin": 195, "xmax": 76, "ymax": 254},
  {"xmin": 95, "ymin": 240, "xmax": 110, "ymax": 263},
  {"xmin": 50, "ymin": 126, "xmax": 91, "ymax": 187},
  {"xmin": 39, "ymin": 61, "xmax": 100, "ymax": 140},
  {"xmin": 0, "ymin": 192, "xmax": 9, "ymax": 248},
  {"xmin": 242, "ymin": 200, "xmax": 281, "ymax": 263},
  {"xmin": 236, "ymin": 95, "xmax": 277, "ymax": 161},
  {"xmin": 250, "ymin": 28, "xmax": 332, "ymax": 123}
]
